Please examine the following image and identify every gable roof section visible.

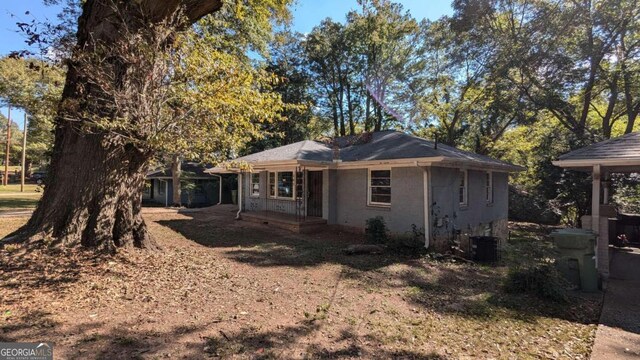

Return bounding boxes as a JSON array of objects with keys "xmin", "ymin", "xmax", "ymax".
[{"xmin": 223, "ymin": 130, "xmax": 522, "ymax": 172}]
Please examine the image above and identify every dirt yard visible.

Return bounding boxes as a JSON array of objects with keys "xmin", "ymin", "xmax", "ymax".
[{"xmin": 1, "ymin": 208, "xmax": 601, "ymax": 359}]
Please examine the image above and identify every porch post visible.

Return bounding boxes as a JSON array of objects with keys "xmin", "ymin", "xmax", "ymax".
[
  {"xmin": 591, "ymin": 164, "xmax": 601, "ymax": 235},
  {"xmin": 591, "ymin": 164, "xmax": 609, "ymax": 277}
]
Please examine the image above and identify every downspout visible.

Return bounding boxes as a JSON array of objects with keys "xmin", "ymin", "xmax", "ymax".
[
  {"xmin": 422, "ymin": 166, "xmax": 431, "ymax": 249},
  {"xmin": 236, "ymin": 172, "xmax": 243, "ymax": 220},
  {"xmin": 212, "ymin": 174, "xmax": 222, "ymax": 205}
]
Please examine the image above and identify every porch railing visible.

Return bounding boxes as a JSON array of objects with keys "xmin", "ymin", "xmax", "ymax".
[{"xmin": 245, "ymin": 197, "xmax": 306, "ymax": 222}]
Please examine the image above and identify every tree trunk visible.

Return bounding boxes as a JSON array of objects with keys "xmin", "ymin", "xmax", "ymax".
[
  {"xmin": 346, "ymin": 81, "xmax": 355, "ymax": 135},
  {"xmin": 338, "ymin": 84, "xmax": 346, "ymax": 136},
  {"xmin": 364, "ymin": 93, "xmax": 371, "ymax": 132},
  {"xmin": 4, "ymin": 0, "xmax": 222, "ymax": 251},
  {"xmin": 171, "ymin": 155, "xmax": 182, "ymax": 206}
]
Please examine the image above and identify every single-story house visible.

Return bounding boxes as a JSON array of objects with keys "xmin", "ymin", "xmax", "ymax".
[
  {"xmin": 144, "ymin": 162, "xmax": 236, "ymax": 207},
  {"xmin": 209, "ymin": 130, "xmax": 522, "ymax": 250}
]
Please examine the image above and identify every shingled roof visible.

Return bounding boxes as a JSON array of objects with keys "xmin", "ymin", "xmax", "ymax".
[
  {"xmin": 558, "ymin": 132, "xmax": 640, "ymax": 161},
  {"xmin": 235, "ymin": 140, "xmax": 333, "ymax": 162},
  {"xmin": 231, "ymin": 130, "xmax": 521, "ymax": 171},
  {"xmin": 553, "ymin": 132, "xmax": 640, "ymax": 172}
]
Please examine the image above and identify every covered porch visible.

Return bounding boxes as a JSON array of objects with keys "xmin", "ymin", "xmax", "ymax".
[
  {"xmin": 207, "ymin": 162, "xmax": 331, "ymax": 233},
  {"xmin": 554, "ymin": 132, "xmax": 640, "ymax": 277}
]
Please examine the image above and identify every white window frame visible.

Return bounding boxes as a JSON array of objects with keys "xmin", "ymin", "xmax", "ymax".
[
  {"xmin": 368, "ymin": 168, "xmax": 392, "ymax": 207},
  {"xmin": 485, "ymin": 171, "xmax": 493, "ymax": 204},
  {"xmin": 250, "ymin": 173, "xmax": 260, "ymax": 197},
  {"xmin": 267, "ymin": 170, "xmax": 296, "ymax": 200},
  {"xmin": 268, "ymin": 172, "xmax": 276, "ymax": 198},
  {"xmin": 459, "ymin": 169, "xmax": 468, "ymax": 207}
]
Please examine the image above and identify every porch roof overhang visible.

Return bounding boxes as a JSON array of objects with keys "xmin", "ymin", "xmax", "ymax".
[
  {"xmin": 206, "ymin": 156, "xmax": 523, "ymax": 174},
  {"xmin": 552, "ymin": 158, "xmax": 640, "ymax": 173}
]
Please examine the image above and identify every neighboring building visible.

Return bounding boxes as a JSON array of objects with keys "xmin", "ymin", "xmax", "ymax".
[
  {"xmin": 209, "ymin": 130, "xmax": 522, "ymax": 251},
  {"xmin": 553, "ymin": 131, "xmax": 640, "ymax": 277},
  {"xmin": 144, "ymin": 162, "xmax": 234, "ymax": 207}
]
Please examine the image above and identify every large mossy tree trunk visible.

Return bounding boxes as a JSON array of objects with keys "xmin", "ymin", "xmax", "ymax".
[{"xmin": 8, "ymin": 0, "xmax": 222, "ymax": 252}]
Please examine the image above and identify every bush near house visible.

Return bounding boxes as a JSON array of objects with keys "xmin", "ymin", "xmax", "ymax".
[
  {"xmin": 502, "ymin": 223, "xmax": 569, "ymax": 302},
  {"xmin": 366, "ymin": 217, "xmax": 426, "ymax": 255},
  {"xmin": 365, "ymin": 216, "xmax": 388, "ymax": 244}
]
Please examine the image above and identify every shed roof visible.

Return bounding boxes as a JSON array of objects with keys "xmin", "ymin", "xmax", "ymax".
[{"xmin": 229, "ymin": 130, "xmax": 521, "ymax": 171}]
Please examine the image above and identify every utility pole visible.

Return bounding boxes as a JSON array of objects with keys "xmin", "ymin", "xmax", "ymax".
[
  {"xmin": 21, "ymin": 113, "xmax": 28, "ymax": 192},
  {"xmin": 3, "ymin": 106, "xmax": 10, "ymax": 187}
]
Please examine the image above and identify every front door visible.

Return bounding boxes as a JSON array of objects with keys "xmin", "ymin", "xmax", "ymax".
[{"xmin": 307, "ymin": 171, "xmax": 323, "ymax": 217}]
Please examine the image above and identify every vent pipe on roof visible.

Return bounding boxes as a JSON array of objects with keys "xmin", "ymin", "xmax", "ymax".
[
  {"xmin": 428, "ymin": 124, "xmax": 438, "ymax": 150},
  {"xmin": 332, "ymin": 143, "xmax": 340, "ymax": 162}
]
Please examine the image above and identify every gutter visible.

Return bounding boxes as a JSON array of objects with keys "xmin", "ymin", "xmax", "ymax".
[
  {"xmin": 553, "ymin": 158, "xmax": 640, "ymax": 168},
  {"xmin": 213, "ymin": 156, "xmax": 522, "ymax": 173},
  {"xmin": 421, "ymin": 164, "xmax": 431, "ymax": 249}
]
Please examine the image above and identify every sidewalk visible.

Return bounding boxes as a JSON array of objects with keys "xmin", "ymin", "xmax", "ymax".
[{"xmin": 590, "ymin": 246, "xmax": 640, "ymax": 359}]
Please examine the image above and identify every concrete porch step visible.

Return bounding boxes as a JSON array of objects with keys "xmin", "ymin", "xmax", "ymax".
[{"xmin": 241, "ymin": 211, "xmax": 327, "ymax": 233}]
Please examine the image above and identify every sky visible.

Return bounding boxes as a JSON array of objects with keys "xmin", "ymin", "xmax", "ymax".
[{"xmin": 0, "ymin": 0, "xmax": 454, "ymax": 129}]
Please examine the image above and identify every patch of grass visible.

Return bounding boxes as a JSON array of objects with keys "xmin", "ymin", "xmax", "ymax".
[
  {"xmin": 304, "ymin": 302, "xmax": 331, "ymax": 322},
  {"xmin": 0, "ymin": 184, "xmax": 42, "ymax": 193},
  {"xmin": 0, "ymin": 197, "xmax": 40, "ymax": 210}
]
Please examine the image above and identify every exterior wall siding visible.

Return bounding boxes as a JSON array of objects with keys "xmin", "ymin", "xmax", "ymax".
[
  {"xmin": 241, "ymin": 166, "xmax": 510, "ymax": 253},
  {"xmin": 429, "ymin": 167, "xmax": 509, "ymax": 252},
  {"xmin": 332, "ymin": 167, "xmax": 425, "ymax": 234}
]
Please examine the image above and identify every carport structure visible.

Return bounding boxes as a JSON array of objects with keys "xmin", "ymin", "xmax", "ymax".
[{"xmin": 553, "ymin": 132, "xmax": 640, "ymax": 277}]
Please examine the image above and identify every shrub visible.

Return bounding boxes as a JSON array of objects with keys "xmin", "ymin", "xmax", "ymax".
[
  {"xmin": 504, "ymin": 263, "xmax": 569, "ymax": 302},
  {"xmin": 365, "ymin": 216, "xmax": 388, "ymax": 244},
  {"xmin": 502, "ymin": 228, "xmax": 569, "ymax": 302},
  {"xmin": 386, "ymin": 225, "xmax": 427, "ymax": 255}
]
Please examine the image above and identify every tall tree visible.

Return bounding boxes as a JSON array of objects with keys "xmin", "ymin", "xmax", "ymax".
[
  {"xmin": 244, "ymin": 30, "xmax": 319, "ymax": 153},
  {"xmin": 6, "ymin": 0, "xmax": 290, "ymax": 251},
  {"xmin": 350, "ymin": 0, "xmax": 422, "ymax": 132},
  {"xmin": 306, "ymin": 19, "xmax": 353, "ymax": 136},
  {"xmin": 0, "ymin": 57, "xmax": 65, "ymax": 165},
  {"xmin": 452, "ymin": 0, "xmax": 640, "ymax": 141}
]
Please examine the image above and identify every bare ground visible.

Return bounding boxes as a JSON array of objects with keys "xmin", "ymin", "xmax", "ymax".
[{"xmin": 0, "ymin": 209, "xmax": 601, "ymax": 359}]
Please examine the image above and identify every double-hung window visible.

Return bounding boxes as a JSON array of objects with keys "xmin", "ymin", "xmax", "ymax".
[
  {"xmin": 459, "ymin": 170, "xmax": 468, "ymax": 206},
  {"xmin": 251, "ymin": 173, "xmax": 260, "ymax": 197},
  {"xmin": 369, "ymin": 169, "xmax": 391, "ymax": 206},
  {"xmin": 485, "ymin": 171, "xmax": 493, "ymax": 204}
]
